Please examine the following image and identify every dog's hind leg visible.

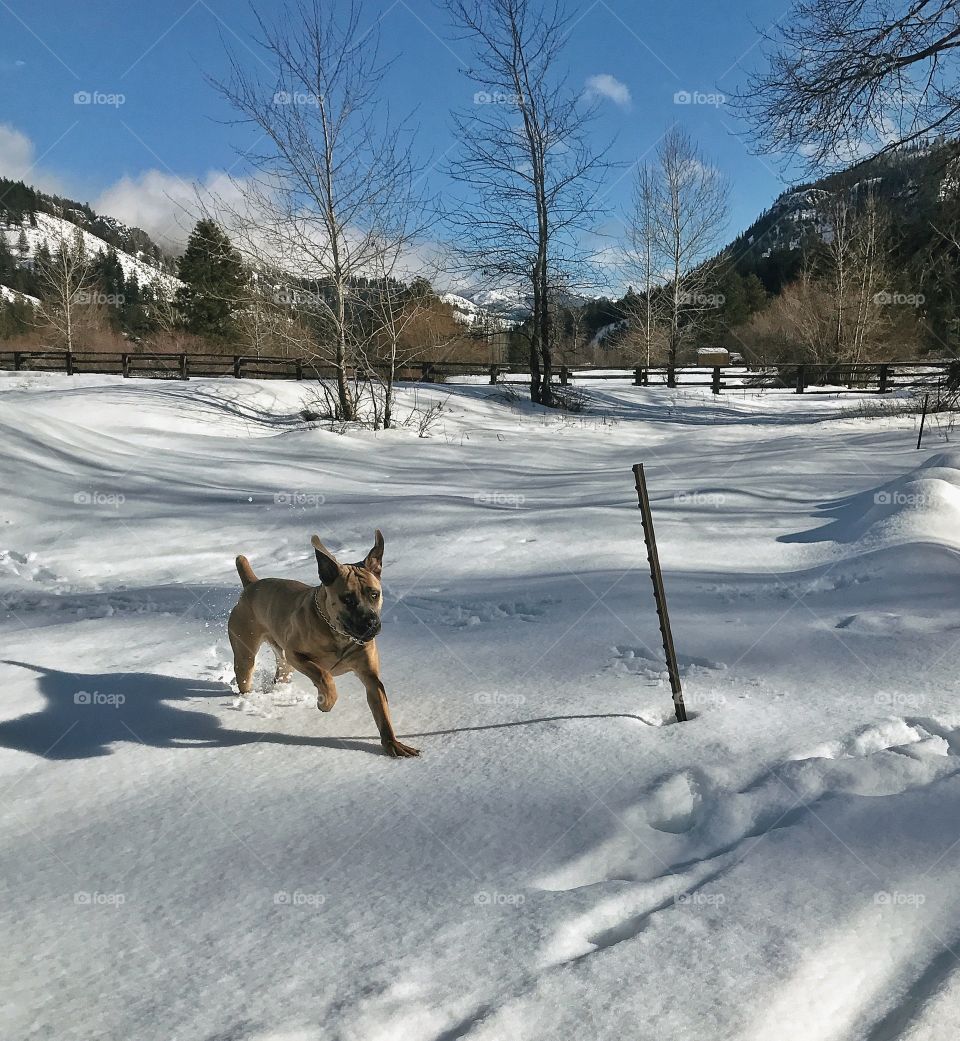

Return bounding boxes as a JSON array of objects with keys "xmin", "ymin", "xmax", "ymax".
[
  {"xmin": 270, "ymin": 640, "xmax": 293, "ymax": 685},
  {"xmin": 228, "ymin": 602, "xmax": 262, "ymax": 695}
]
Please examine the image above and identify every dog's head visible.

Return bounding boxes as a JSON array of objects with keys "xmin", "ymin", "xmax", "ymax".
[{"xmin": 311, "ymin": 531, "xmax": 384, "ymax": 641}]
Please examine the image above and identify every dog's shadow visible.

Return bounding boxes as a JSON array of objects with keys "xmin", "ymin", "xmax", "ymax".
[{"xmin": 0, "ymin": 660, "xmax": 383, "ymax": 759}]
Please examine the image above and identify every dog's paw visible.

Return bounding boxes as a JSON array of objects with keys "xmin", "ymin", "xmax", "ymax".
[{"xmin": 382, "ymin": 738, "xmax": 420, "ymax": 758}]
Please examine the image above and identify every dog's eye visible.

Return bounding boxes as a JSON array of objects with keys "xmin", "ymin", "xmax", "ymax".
[{"xmin": 369, "ymin": 590, "xmax": 380, "ymax": 601}]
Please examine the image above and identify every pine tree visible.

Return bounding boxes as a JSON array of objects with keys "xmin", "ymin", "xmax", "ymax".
[{"xmin": 175, "ymin": 219, "xmax": 247, "ymax": 340}]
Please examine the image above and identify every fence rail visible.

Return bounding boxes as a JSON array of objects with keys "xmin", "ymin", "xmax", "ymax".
[{"xmin": 0, "ymin": 350, "xmax": 954, "ymax": 395}]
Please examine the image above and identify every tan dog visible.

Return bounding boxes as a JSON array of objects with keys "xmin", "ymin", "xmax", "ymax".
[{"xmin": 227, "ymin": 531, "xmax": 419, "ymax": 758}]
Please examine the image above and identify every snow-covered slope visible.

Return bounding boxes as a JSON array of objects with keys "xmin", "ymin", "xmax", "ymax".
[
  {"xmin": 0, "ymin": 284, "xmax": 38, "ymax": 306},
  {"xmin": 440, "ymin": 291, "xmax": 490, "ymax": 326},
  {"xmin": 0, "ymin": 211, "xmax": 180, "ymax": 295},
  {"xmin": 2, "ymin": 375, "xmax": 960, "ymax": 1040}
]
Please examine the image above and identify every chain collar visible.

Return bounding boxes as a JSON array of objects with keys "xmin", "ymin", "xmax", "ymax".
[{"xmin": 313, "ymin": 587, "xmax": 372, "ymax": 647}]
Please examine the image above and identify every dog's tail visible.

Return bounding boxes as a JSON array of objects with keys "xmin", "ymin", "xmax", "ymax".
[{"xmin": 236, "ymin": 555, "xmax": 257, "ymax": 588}]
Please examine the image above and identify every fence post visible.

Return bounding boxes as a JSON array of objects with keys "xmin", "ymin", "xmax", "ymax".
[
  {"xmin": 667, "ymin": 364, "xmax": 676, "ymax": 388},
  {"xmin": 65, "ymin": 351, "xmax": 73, "ymax": 376},
  {"xmin": 233, "ymin": 355, "xmax": 242, "ymax": 379},
  {"xmin": 917, "ymin": 394, "xmax": 930, "ymax": 450},
  {"xmin": 488, "ymin": 364, "xmax": 499, "ymax": 385},
  {"xmin": 179, "ymin": 353, "xmax": 189, "ymax": 380},
  {"xmin": 122, "ymin": 353, "xmax": 130, "ymax": 378},
  {"xmin": 420, "ymin": 362, "xmax": 434, "ymax": 382},
  {"xmin": 712, "ymin": 366, "xmax": 721, "ymax": 395},
  {"xmin": 633, "ymin": 366, "xmax": 643, "ymax": 386},
  {"xmin": 560, "ymin": 365, "xmax": 569, "ymax": 386},
  {"xmin": 632, "ymin": 464, "xmax": 688, "ymax": 723},
  {"xmin": 295, "ymin": 358, "xmax": 303, "ymax": 381},
  {"xmin": 13, "ymin": 351, "xmax": 21, "ymax": 372},
  {"xmin": 796, "ymin": 364, "xmax": 805, "ymax": 393},
  {"xmin": 878, "ymin": 363, "xmax": 889, "ymax": 394}
]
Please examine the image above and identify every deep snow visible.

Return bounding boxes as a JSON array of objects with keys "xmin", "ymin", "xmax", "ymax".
[{"xmin": 1, "ymin": 373, "xmax": 959, "ymax": 1041}]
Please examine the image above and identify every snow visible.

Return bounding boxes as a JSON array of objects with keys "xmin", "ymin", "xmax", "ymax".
[
  {"xmin": 2, "ymin": 374, "xmax": 960, "ymax": 1040},
  {"xmin": 0, "ymin": 212, "xmax": 180, "ymax": 296},
  {"xmin": 439, "ymin": 291, "xmax": 501, "ymax": 327},
  {"xmin": 0, "ymin": 283, "xmax": 38, "ymax": 306}
]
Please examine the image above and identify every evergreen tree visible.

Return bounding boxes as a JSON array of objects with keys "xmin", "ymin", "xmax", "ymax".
[{"xmin": 175, "ymin": 219, "xmax": 247, "ymax": 340}]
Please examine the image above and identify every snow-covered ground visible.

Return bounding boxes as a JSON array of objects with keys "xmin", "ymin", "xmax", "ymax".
[{"xmin": 2, "ymin": 373, "xmax": 959, "ymax": 1041}]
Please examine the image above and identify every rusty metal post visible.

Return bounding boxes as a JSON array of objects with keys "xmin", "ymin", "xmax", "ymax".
[
  {"xmin": 632, "ymin": 464, "xmax": 688, "ymax": 723},
  {"xmin": 917, "ymin": 394, "xmax": 930, "ymax": 450}
]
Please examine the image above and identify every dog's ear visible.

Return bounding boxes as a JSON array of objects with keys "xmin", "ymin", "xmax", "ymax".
[
  {"xmin": 363, "ymin": 529, "xmax": 384, "ymax": 577},
  {"xmin": 311, "ymin": 535, "xmax": 341, "ymax": 585}
]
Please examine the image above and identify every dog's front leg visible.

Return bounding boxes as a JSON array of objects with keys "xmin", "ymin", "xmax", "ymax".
[
  {"xmin": 362, "ymin": 676, "xmax": 419, "ymax": 758},
  {"xmin": 293, "ymin": 655, "xmax": 339, "ymax": 712}
]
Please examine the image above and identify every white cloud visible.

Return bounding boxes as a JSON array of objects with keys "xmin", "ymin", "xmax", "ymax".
[
  {"xmin": 92, "ymin": 169, "xmax": 255, "ymax": 254},
  {"xmin": 585, "ymin": 74, "xmax": 632, "ymax": 109},
  {"xmin": 0, "ymin": 123, "xmax": 444, "ymax": 279},
  {"xmin": 0, "ymin": 123, "xmax": 38, "ymax": 182}
]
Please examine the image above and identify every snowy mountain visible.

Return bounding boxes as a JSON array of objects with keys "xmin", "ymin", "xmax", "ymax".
[
  {"xmin": 444, "ymin": 286, "xmax": 532, "ymax": 323},
  {"xmin": 0, "ymin": 211, "xmax": 181, "ymax": 297},
  {"xmin": 724, "ymin": 137, "xmax": 960, "ymax": 287},
  {"xmin": 0, "ymin": 283, "xmax": 38, "ymax": 307},
  {"xmin": 440, "ymin": 290, "xmax": 516, "ymax": 328}
]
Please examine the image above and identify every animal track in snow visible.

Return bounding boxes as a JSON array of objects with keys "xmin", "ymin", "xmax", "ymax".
[
  {"xmin": 0, "ymin": 548, "xmax": 60, "ymax": 583},
  {"xmin": 607, "ymin": 645, "xmax": 726, "ymax": 679},
  {"xmin": 645, "ymin": 770, "xmax": 703, "ymax": 833},
  {"xmin": 401, "ymin": 595, "xmax": 555, "ymax": 629},
  {"xmin": 536, "ymin": 717, "xmax": 960, "ymax": 969}
]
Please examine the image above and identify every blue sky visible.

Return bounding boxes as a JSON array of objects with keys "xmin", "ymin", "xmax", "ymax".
[{"xmin": 0, "ymin": 0, "xmax": 799, "ymax": 282}]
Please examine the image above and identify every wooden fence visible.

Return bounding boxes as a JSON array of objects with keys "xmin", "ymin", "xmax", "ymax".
[{"xmin": 0, "ymin": 349, "xmax": 954, "ymax": 395}]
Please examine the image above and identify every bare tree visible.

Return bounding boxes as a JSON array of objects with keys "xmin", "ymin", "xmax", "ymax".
[
  {"xmin": 357, "ymin": 257, "xmax": 458, "ymax": 430},
  {"xmin": 736, "ymin": 0, "xmax": 960, "ymax": 168},
  {"xmin": 635, "ymin": 128, "xmax": 729, "ymax": 367},
  {"xmin": 444, "ymin": 0, "xmax": 610, "ymax": 406},
  {"xmin": 623, "ymin": 162, "xmax": 666, "ymax": 367},
  {"xmin": 818, "ymin": 187, "xmax": 894, "ymax": 362},
  {"xmin": 215, "ymin": 0, "xmax": 421, "ymax": 420},
  {"xmin": 34, "ymin": 221, "xmax": 97, "ymax": 352}
]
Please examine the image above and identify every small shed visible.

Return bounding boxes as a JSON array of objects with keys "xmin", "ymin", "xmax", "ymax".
[{"xmin": 697, "ymin": 348, "xmax": 730, "ymax": 367}]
